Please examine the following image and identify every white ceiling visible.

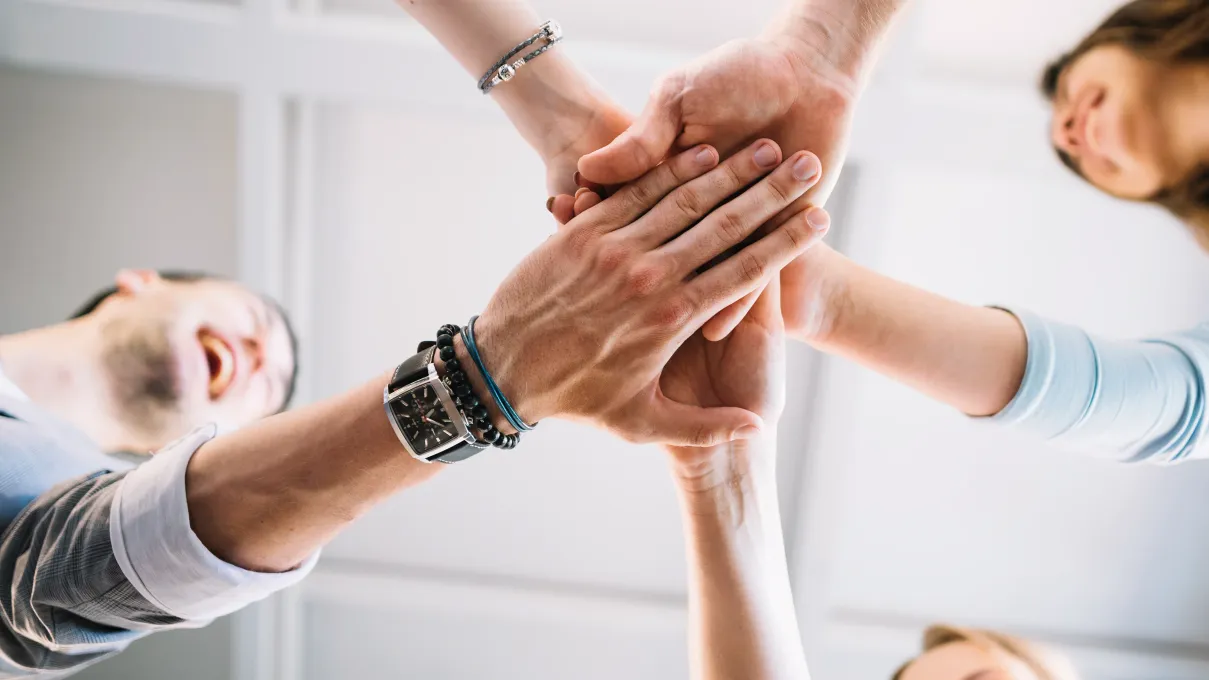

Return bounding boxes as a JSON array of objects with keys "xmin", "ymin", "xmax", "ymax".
[{"xmin": 324, "ymin": 0, "xmax": 1132, "ymax": 88}]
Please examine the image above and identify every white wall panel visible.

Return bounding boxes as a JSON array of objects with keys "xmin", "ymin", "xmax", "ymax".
[
  {"xmin": 298, "ymin": 570, "xmax": 686, "ymax": 680},
  {"xmin": 0, "ymin": 65, "xmax": 239, "ymax": 334}
]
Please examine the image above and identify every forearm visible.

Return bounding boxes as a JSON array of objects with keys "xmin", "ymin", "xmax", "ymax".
[
  {"xmin": 397, "ymin": 0, "xmax": 605, "ymax": 161},
  {"xmin": 186, "ymin": 339, "xmax": 503, "ymax": 573},
  {"xmin": 768, "ymin": 0, "xmax": 908, "ymax": 86},
  {"xmin": 801, "ymin": 245, "xmax": 1027, "ymax": 417},
  {"xmin": 668, "ymin": 432, "xmax": 809, "ymax": 680}
]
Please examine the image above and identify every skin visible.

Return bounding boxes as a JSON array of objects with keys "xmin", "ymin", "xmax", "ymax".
[
  {"xmin": 0, "ymin": 270, "xmax": 294, "ymax": 452},
  {"xmin": 662, "ymin": 280, "xmax": 812, "ymax": 680},
  {"xmin": 1050, "ymin": 44, "xmax": 1209, "ymax": 201},
  {"xmin": 898, "ymin": 641, "xmax": 1038, "ymax": 680}
]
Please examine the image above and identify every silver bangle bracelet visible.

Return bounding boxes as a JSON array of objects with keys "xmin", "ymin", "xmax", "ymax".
[{"xmin": 478, "ymin": 20, "xmax": 564, "ymax": 95}]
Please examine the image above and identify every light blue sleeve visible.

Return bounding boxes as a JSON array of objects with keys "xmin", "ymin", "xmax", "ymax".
[{"xmin": 987, "ymin": 308, "xmax": 1209, "ymax": 464}]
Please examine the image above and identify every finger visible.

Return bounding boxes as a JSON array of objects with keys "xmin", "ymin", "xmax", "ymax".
[
  {"xmin": 574, "ymin": 171, "xmax": 605, "ymax": 193},
  {"xmin": 747, "ymin": 276, "xmax": 783, "ymax": 332},
  {"xmin": 703, "ymin": 288, "xmax": 762, "ymax": 342},
  {"xmin": 578, "ymin": 80, "xmax": 683, "ymax": 186},
  {"xmin": 686, "ymin": 206, "xmax": 831, "ymax": 325},
  {"xmin": 619, "ymin": 139, "xmax": 783, "ymax": 249},
  {"xmin": 628, "ymin": 395, "xmax": 764, "ymax": 447},
  {"xmin": 661, "ymin": 151, "xmax": 821, "ymax": 277},
  {"xmin": 574, "ymin": 189, "xmax": 603, "ymax": 216},
  {"xmin": 583, "ymin": 144, "xmax": 719, "ymax": 235},
  {"xmin": 552, "ymin": 194, "xmax": 577, "ymax": 225}
]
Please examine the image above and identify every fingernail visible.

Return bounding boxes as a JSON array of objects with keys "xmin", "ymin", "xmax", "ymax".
[
  {"xmin": 806, "ymin": 207, "xmax": 830, "ymax": 232},
  {"xmin": 575, "ymin": 187, "xmax": 591, "ymax": 199},
  {"xmin": 574, "ymin": 171, "xmax": 585, "ymax": 187},
  {"xmin": 732, "ymin": 425, "xmax": 762, "ymax": 440},
  {"xmin": 546, "ymin": 197, "xmax": 555, "ymax": 213},
  {"xmin": 695, "ymin": 146, "xmax": 716, "ymax": 167},
  {"xmin": 753, "ymin": 143, "xmax": 778, "ymax": 169},
  {"xmin": 793, "ymin": 154, "xmax": 820, "ymax": 182}
]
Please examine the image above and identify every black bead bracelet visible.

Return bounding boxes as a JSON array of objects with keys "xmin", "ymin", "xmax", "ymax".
[{"xmin": 435, "ymin": 324, "xmax": 519, "ymax": 450}]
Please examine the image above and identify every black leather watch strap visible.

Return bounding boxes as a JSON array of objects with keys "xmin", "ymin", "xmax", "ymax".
[{"xmin": 388, "ymin": 346, "xmax": 436, "ymax": 393}]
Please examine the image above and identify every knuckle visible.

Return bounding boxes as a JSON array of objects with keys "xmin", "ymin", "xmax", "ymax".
[
  {"xmin": 649, "ymin": 294, "xmax": 695, "ymax": 330},
  {"xmin": 624, "ymin": 176, "xmax": 658, "ymax": 209},
  {"xmin": 594, "ymin": 238, "xmax": 634, "ymax": 274},
  {"xmin": 671, "ymin": 186, "xmax": 704, "ymax": 219},
  {"xmin": 721, "ymin": 160, "xmax": 746, "ymax": 189},
  {"xmin": 623, "ymin": 260, "xmax": 665, "ymax": 297},
  {"xmin": 737, "ymin": 251, "xmax": 767, "ymax": 284},
  {"xmin": 717, "ymin": 209, "xmax": 749, "ymax": 244},
  {"xmin": 783, "ymin": 216, "xmax": 810, "ymax": 251},
  {"xmin": 764, "ymin": 175, "xmax": 794, "ymax": 206}
]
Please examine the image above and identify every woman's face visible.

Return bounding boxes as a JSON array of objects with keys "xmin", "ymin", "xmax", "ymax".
[
  {"xmin": 1050, "ymin": 44, "xmax": 1188, "ymax": 200},
  {"xmin": 898, "ymin": 641, "xmax": 1040, "ymax": 680}
]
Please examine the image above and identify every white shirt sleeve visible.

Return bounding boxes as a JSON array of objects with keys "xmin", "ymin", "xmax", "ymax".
[
  {"xmin": 108, "ymin": 424, "xmax": 319, "ymax": 620},
  {"xmin": 987, "ymin": 308, "xmax": 1209, "ymax": 464}
]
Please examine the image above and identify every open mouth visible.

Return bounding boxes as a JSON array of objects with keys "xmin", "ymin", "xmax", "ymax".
[{"xmin": 199, "ymin": 329, "xmax": 236, "ymax": 399}]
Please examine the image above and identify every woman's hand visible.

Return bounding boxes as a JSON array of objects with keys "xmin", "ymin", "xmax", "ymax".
[{"xmin": 474, "ymin": 141, "xmax": 829, "ymax": 446}]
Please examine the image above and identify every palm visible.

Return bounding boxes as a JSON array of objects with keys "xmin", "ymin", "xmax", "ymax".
[{"xmin": 660, "ymin": 281, "xmax": 786, "ymax": 424}]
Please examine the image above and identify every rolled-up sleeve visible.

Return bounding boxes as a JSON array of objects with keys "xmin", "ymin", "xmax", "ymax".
[
  {"xmin": 111, "ymin": 424, "xmax": 318, "ymax": 621},
  {"xmin": 987, "ymin": 308, "xmax": 1209, "ymax": 464},
  {"xmin": 0, "ymin": 424, "xmax": 317, "ymax": 677}
]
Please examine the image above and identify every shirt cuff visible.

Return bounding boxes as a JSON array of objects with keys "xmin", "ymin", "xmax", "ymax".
[
  {"xmin": 983, "ymin": 306, "xmax": 1098, "ymax": 438},
  {"xmin": 109, "ymin": 425, "xmax": 319, "ymax": 621}
]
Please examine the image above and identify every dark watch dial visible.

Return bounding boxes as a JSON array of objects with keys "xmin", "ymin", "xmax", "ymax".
[{"xmin": 389, "ymin": 385, "xmax": 458, "ymax": 454}]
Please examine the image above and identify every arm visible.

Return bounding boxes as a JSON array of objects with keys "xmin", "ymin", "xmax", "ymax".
[
  {"xmin": 668, "ymin": 435, "xmax": 810, "ymax": 680},
  {"xmin": 396, "ymin": 0, "xmax": 631, "ymax": 193},
  {"xmin": 801, "ymin": 243, "xmax": 1209, "ymax": 464}
]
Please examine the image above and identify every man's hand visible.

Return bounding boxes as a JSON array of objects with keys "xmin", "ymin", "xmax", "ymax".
[{"xmin": 474, "ymin": 140, "xmax": 829, "ymax": 447}]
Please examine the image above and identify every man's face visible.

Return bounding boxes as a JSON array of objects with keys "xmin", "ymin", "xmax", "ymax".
[{"xmin": 94, "ymin": 270, "xmax": 294, "ymax": 449}]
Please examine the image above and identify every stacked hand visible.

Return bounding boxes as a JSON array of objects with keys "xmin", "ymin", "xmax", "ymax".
[
  {"xmin": 476, "ymin": 140, "xmax": 829, "ymax": 447},
  {"xmin": 547, "ymin": 33, "xmax": 859, "ymax": 341}
]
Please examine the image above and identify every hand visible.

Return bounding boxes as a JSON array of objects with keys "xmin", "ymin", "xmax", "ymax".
[
  {"xmin": 474, "ymin": 140, "xmax": 830, "ymax": 447},
  {"xmin": 571, "ymin": 32, "xmax": 859, "ymax": 340},
  {"xmin": 541, "ymin": 95, "xmax": 633, "ymax": 197},
  {"xmin": 660, "ymin": 275, "xmax": 791, "ymax": 468}
]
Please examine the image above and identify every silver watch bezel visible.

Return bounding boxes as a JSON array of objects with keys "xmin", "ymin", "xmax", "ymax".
[{"xmin": 383, "ymin": 363, "xmax": 476, "ymax": 463}]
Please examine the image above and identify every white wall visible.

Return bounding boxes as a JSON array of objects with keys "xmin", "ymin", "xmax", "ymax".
[
  {"xmin": 0, "ymin": 65, "xmax": 239, "ymax": 680},
  {"xmin": 4, "ymin": 0, "xmax": 1209, "ymax": 678}
]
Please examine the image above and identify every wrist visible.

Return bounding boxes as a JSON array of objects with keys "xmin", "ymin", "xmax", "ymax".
[
  {"xmin": 490, "ymin": 52, "xmax": 610, "ymax": 162},
  {"xmin": 782, "ymin": 243, "xmax": 853, "ymax": 348},
  {"xmin": 440, "ymin": 334, "xmax": 518, "ymax": 436},
  {"xmin": 666, "ymin": 429, "xmax": 778, "ymax": 498},
  {"xmin": 765, "ymin": 0, "xmax": 905, "ymax": 88}
]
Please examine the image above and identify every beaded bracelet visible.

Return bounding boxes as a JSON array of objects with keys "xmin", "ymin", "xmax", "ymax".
[
  {"xmin": 462, "ymin": 316, "xmax": 535, "ymax": 433},
  {"xmin": 434, "ymin": 324, "xmax": 519, "ymax": 450}
]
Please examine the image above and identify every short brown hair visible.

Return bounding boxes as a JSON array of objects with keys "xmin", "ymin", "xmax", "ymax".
[
  {"xmin": 890, "ymin": 624, "xmax": 1080, "ymax": 680},
  {"xmin": 1040, "ymin": 0, "xmax": 1209, "ymax": 237}
]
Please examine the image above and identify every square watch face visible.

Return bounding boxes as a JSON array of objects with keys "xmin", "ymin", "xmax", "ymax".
[{"xmin": 389, "ymin": 384, "xmax": 459, "ymax": 454}]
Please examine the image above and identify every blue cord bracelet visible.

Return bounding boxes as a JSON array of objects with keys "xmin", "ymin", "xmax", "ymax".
[{"xmin": 463, "ymin": 316, "xmax": 535, "ymax": 432}]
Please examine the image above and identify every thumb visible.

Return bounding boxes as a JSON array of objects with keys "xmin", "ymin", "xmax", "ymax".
[
  {"xmin": 639, "ymin": 396, "xmax": 764, "ymax": 447},
  {"xmin": 578, "ymin": 84, "xmax": 682, "ymax": 185}
]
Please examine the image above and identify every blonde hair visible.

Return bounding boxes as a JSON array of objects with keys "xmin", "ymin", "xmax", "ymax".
[{"xmin": 892, "ymin": 624, "xmax": 1081, "ymax": 680}]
